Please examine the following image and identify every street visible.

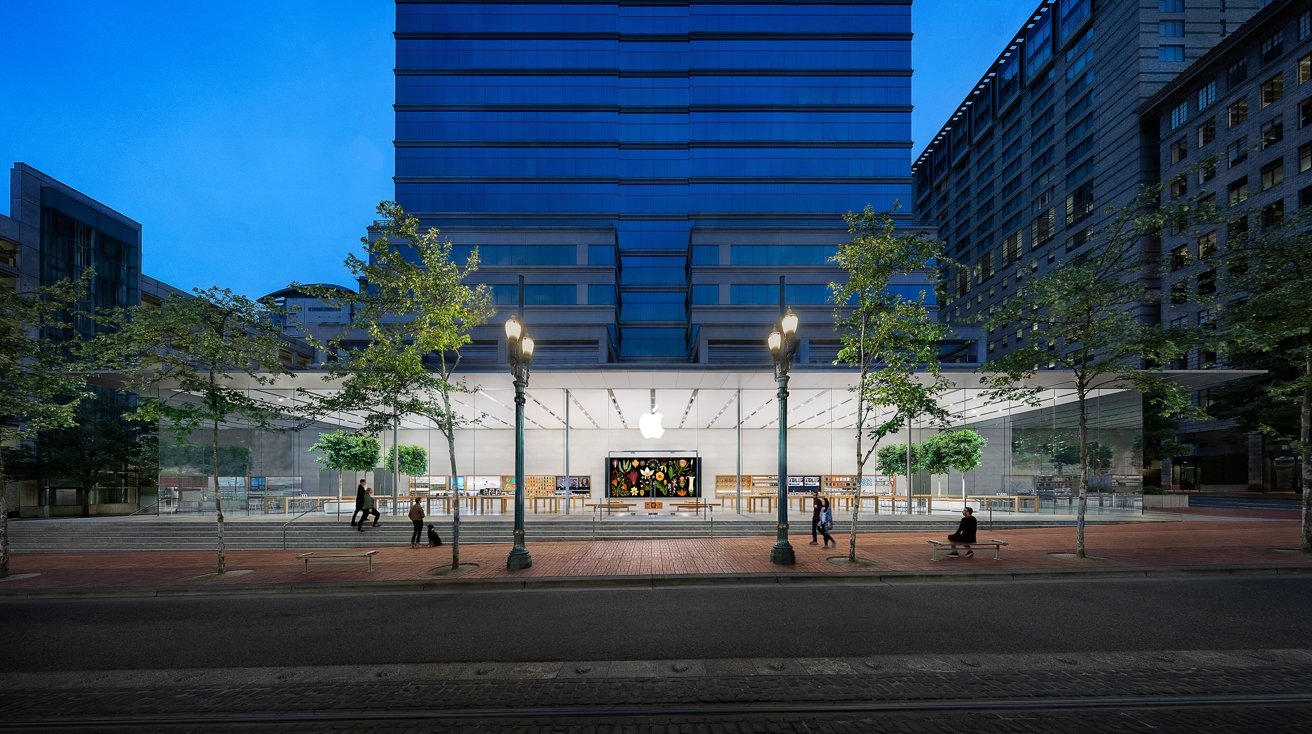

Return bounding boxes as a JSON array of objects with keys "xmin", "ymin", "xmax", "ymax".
[{"xmin": 2, "ymin": 576, "xmax": 1311, "ymax": 731}]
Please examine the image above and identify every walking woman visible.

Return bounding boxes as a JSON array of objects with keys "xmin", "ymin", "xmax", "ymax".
[{"xmin": 818, "ymin": 496, "xmax": 836, "ymax": 547}]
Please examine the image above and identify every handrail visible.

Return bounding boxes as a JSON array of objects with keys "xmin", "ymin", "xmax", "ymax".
[
  {"xmin": 281, "ymin": 505, "xmax": 318, "ymax": 550},
  {"xmin": 129, "ymin": 502, "xmax": 160, "ymax": 517}
]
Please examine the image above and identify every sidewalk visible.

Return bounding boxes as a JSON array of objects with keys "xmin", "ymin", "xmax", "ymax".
[{"xmin": 2, "ymin": 517, "xmax": 1308, "ymax": 597}]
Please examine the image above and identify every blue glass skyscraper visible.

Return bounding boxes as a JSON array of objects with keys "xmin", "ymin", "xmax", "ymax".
[{"xmin": 394, "ymin": 1, "xmax": 915, "ymax": 364}]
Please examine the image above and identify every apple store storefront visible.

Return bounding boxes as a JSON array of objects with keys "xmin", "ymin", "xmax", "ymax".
[{"xmin": 148, "ymin": 369, "xmax": 1160, "ymax": 518}]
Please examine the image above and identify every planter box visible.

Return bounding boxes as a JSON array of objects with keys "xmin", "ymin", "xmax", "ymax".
[{"xmin": 1142, "ymin": 494, "xmax": 1189, "ymax": 509}]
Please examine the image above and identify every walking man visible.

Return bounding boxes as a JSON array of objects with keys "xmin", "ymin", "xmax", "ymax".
[
  {"xmin": 350, "ymin": 478, "xmax": 366, "ymax": 527},
  {"xmin": 358, "ymin": 487, "xmax": 380, "ymax": 531}
]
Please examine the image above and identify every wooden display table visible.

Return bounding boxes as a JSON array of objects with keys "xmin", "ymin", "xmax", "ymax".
[
  {"xmin": 672, "ymin": 500, "xmax": 719, "ymax": 517},
  {"xmin": 968, "ymin": 494, "xmax": 1039, "ymax": 512},
  {"xmin": 746, "ymin": 494, "xmax": 775, "ymax": 513}
]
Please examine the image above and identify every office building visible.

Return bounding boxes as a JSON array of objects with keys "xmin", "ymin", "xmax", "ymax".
[
  {"xmin": 1140, "ymin": 0, "xmax": 1311, "ymax": 492},
  {"xmin": 393, "ymin": 0, "xmax": 933, "ymax": 365},
  {"xmin": 913, "ymin": 0, "xmax": 1258, "ymax": 358}
]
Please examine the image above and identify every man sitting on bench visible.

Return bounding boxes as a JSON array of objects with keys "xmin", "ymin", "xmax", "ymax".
[{"xmin": 947, "ymin": 506, "xmax": 977, "ymax": 558}]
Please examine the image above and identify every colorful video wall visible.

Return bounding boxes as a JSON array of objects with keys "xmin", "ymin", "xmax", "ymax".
[{"xmin": 606, "ymin": 456, "xmax": 701, "ymax": 498}]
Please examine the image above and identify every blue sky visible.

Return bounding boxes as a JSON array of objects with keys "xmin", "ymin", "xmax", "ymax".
[{"xmin": 0, "ymin": 1, "xmax": 1035, "ymax": 298}]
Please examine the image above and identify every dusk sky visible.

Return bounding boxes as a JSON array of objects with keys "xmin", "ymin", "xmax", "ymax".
[{"xmin": 1, "ymin": 1, "xmax": 1036, "ymax": 298}]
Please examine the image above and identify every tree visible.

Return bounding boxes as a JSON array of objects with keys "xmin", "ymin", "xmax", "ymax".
[
  {"xmin": 875, "ymin": 442, "xmax": 926, "ymax": 496},
  {"xmin": 831, "ymin": 206, "xmax": 952, "ymax": 562},
  {"xmin": 307, "ymin": 431, "xmax": 381, "ymax": 500},
  {"xmin": 6, "ymin": 396, "xmax": 154, "ymax": 517},
  {"xmin": 981, "ymin": 189, "xmax": 1194, "ymax": 557},
  {"xmin": 922, "ymin": 429, "xmax": 986, "ymax": 499},
  {"xmin": 299, "ymin": 201, "xmax": 493, "ymax": 570},
  {"xmin": 1200, "ymin": 206, "xmax": 1312, "ymax": 550},
  {"xmin": 385, "ymin": 445, "xmax": 428, "ymax": 480},
  {"xmin": 98, "ymin": 287, "xmax": 295, "ymax": 574},
  {"xmin": 0, "ymin": 274, "xmax": 95, "ymax": 577}
]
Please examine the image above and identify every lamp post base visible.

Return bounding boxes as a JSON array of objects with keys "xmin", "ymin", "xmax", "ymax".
[
  {"xmin": 770, "ymin": 541, "xmax": 795, "ymax": 565},
  {"xmin": 506, "ymin": 547, "xmax": 533, "ymax": 571}
]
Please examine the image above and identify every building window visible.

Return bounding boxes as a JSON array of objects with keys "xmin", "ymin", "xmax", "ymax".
[
  {"xmin": 1197, "ymin": 118, "xmax": 1216, "ymax": 147},
  {"xmin": 1300, "ymin": 141, "xmax": 1311, "ymax": 173},
  {"xmin": 1170, "ymin": 137, "xmax": 1189, "ymax": 164},
  {"xmin": 1160, "ymin": 20, "xmax": 1184, "ymax": 38},
  {"xmin": 691, "ymin": 245, "xmax": 718, "ymax": 265},
  {"xmin": 0, "ymin": 238, "xmax": 16, "ymax": 267},
  {"xmin": 1160, "ymin": 45, "xmax": 1185, "ymax": 63},
  {"xmin": 1031, "ymin": 207, "xmax": 1055, "ymax": 247},
  {"xmin": 1259, "ymin": 32, "xmax": 1284, "ymax": 67},
  {"xmin": 1227, "ymin": 58, "xmax": 1248, "ymax": 89},
  {"xmin": 1227, "ymin": 136, "xmax": 1248, "ymax": 167},
  {"xmin": 1170, "ymin": 101, "xmax": 1189, "ymax": 129},
  {"xmin": 588, "ymin": 284, "xmax": 616, "ymax": 305},
  {"xmin": 1260, "ymin": 74, "xmax": 1284, "ymax": 107},
  {"xmin": 1197, "ymin": 269, "xmax": 1217, "ymax": 295},
  {"xmin": 1170, "ymin": 175, "xmax": 1189, "ymax": 198},
  {"xmin": 689, "ymin": 284, "xmax": 717, "ymax": 305},
  {"xmin": 1065, "ymin": 180, "xmax": 1095, "ymax": 226},
  {"xmin": 1302, "ymin": 97, "xmax": 1312, "ymax": 128},
  {"xmin": 1227, "ymin": 98, "xmax": 1248, "ymax": 127},
  {"xmin": 1259, "ymin": 158, "xmax": 1280, "ymax": 193},
  {"xmin": 1228, "ymin": 176, "xmax": 1249, "ymax": 205},
  {"xmin": 1198, "ymin": 231, "xmax": 1217, "ymax": 259},
  {"xmin": 1301, "ymin": 185, "xmax": 1312, "ymax": 208},
  {"xmin": 1197, "ymin": 81, "xmax": 1217, "ymax": 110},
  {"xmin": 1170, "ymin": 244, "xmax": 1189, "ymax": 270},
  {"xmin": 1260, "ymin": 115, "xmax": 1283, "ymax": 149},
  {"xmin": 1200, "ymin": 162, "xmax": 1217, "ymax": 184},
  {"xmin": 1261, "ymin": 199, "xmax": 1284, "ymax": 228},
  {"xmin": 1159, "ymin": 0, "xmax": 1183, "ymax": 11},
  {"xmin": 1065, "ymin": 225, "xmax": 1094, "ymax": 253},
  {"xmin": 1299, "ymin": 11, "xmax": 1311, "ymax": 42},
  {"xmin": 1300, "ymin": 53, "xmax": 1311, "ymax": 85}
]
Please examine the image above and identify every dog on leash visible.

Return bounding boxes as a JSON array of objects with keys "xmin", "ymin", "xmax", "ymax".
[{"xmin": 427, "ymin": 524, "xmax": 443, "ymax": 547}]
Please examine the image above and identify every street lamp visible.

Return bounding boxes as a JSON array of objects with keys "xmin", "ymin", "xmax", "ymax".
[
  {"xmin": 505, "ymin": 315, "xmax": 534, "ymax": 570},
  {"xmin": 767, "ymin": 309, "xmax": 799, "ymax": 565}
]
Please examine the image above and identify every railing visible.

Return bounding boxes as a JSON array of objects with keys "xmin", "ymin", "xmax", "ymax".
[
  {"xmin": 129, "ymin": 502, "xmax": 160, "ymax": 517},
  {"xmin": 281, "ymin": 505, "xmax": 319, "ymax": 550}
]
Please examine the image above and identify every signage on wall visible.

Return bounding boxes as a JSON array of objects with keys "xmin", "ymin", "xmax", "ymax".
[
  {"xmin": 638, "ymin": 405, "xmax": 665, "ymax": 439},
  {"xmin": 607, "ymin": 456, "xmax": 700, "ymax": 498}
]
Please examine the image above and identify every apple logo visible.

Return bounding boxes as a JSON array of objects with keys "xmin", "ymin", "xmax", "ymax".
[{"xmin": 638, "ymin": 405, "xmax": 665, "ymax": 440}]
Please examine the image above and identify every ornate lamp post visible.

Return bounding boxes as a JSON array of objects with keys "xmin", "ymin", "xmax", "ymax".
[
  {"xmin": 767, "ymin": 309, "xmax": 799, "ymax": 565},
  {"xmin": 505, "ymin": 315, "xmax": 534, "ymax": 570}
]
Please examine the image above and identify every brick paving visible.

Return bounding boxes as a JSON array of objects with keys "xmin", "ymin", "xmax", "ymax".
[{"xmin": 1, "ymin": 518, "xmax": 1308, "ymax": 595}]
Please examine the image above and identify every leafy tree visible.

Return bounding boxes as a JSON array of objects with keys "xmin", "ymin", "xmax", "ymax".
[
  {"xmin": 158, "ymin": 443, "xmax": 252, "ymax": 476},
  {"xmin": 6, "ymin": 396, "xmax": 154, "ymax": 518},
  {"xmin": 981, "ymin": 189, "xmax": 1194, "ymax": 557},
  {"xmin": 921, "ymin": 429, "xmax": 986, "ymax": 499},
  {"xmin": 384, "ymin": 444, "xmax": 428, "ymax": 479},
  {"xmin": 1200, "ymin": 207, "xmax": 1312, "ymax": 550},
  {"xmin": 0, "ymin": 274, "xmax": 95, "ymax": 576},
  {"xmin": 307, "ymin": 430, "xmax": 380, "ymax": 499},
  {"xmin": 875, "ymin": 442, "xmax": 926, "ymax": 495},
  {"xmin": 831, "ymin": 206, "xmax": 952, "ymax": 562},
  {"xmin": 298, "ymin": 202, "xmax": 493, "ymax": 570},
  {"xmin": 97, "ymin": 287, "xmax": 295, "ymax": 574}
]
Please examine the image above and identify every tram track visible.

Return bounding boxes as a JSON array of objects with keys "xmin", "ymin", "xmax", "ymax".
[{"xmin": 5, "ymin": 692, "xmax": 1312, "ymax": 731}]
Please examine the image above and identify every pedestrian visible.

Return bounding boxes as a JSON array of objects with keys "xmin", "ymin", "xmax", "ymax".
[
  {"xmin": 946, "ymin": 506, "xmax": 977, "ymax": 557},
  {"xmin": 818, "ymin": 497, "xmax": 836, "ymax": 547},
  {"xmin": 358, "ymin": 487, "xmax": 380, "ymax": 531},
  {"xmin": 809, "ymin": 490, "xmax": 822, "ymax": 545},
  {"xmin": 409, "ymin": 497, "xmax": 425, "ymax": 547},
  {"xmin": 350, "ymin": 479, "xmax": 366, "ymax": 527}
]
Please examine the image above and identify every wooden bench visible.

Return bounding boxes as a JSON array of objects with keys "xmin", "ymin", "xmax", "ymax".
[
  {"xmin": 672, "ymin": 501, "xmax": 719, "ymax": 517},
  {"xmin": 296, "ymin": 550, "xmax": 378, "ymax": 573},
  {"xmin": 588, "ymin": 501, "xmax": 633, "ymax": 516},
  {"xmin": 926, "ymin": 539, "xmax": 1008, "ymax": 561}
]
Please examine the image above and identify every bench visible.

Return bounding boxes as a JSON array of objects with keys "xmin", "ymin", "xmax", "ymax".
[
  {"xmin": 926, "ymin": 539, "xmax": 1008, "ymax": 561},
  {"xmin": 672, "ymin": 501, "xmax": 719, "ymax": 517},
  {"xmin": 296, "ymin": 550, "xmax": 378, "ymax": 573},
  {"xmin": 588, "ymin": 501, "xmax": 634, "ymax": 516}
]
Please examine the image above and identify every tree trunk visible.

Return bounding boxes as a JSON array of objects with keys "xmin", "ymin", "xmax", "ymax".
[
  {"xmin": 1076, "ymin": 386, "xmax": 1089, "ymax": 559},
  {"xmin": 0, "ymin": 450, "xmax": 10, "ymax": 577},
  {"xmin": 212, "ymin": 416, "xmax": 226, "ymax": 574},
  {"xmin": 446, "ymin": 427, "xmax": 460, "ymax": 569}
]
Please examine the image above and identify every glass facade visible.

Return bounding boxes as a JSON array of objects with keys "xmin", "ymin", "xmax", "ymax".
[{"xmin": 394, "ymin": 1, "xmax": 913, "ymax": 361}]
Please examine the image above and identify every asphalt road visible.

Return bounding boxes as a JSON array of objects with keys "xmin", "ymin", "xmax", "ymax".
[{"xmin": 3, "ymin": 575, "xmax": 1309, "ymax": 672}]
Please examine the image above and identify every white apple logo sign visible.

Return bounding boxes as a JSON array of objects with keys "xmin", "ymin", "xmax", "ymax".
[{"xmin": 638, "ymin": 405, "xmax": 665, "ymax": 439}]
